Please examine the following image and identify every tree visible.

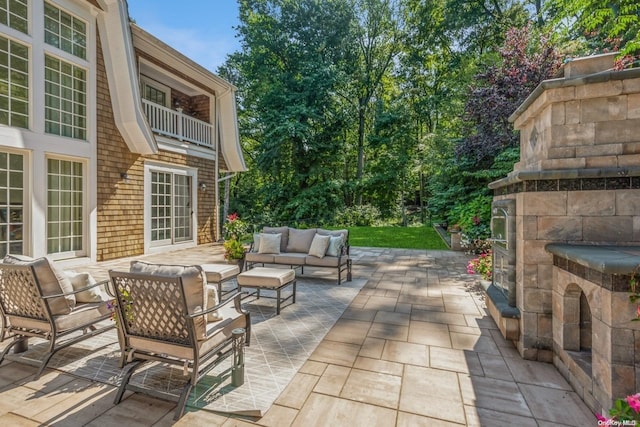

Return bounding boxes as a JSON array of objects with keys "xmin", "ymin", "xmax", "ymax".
[
  {"xmin": 232, "ymin": 0, "xmax": 355, "ymax": 224},
  {"xmin": 547, "ymin": 0, "xmax": 640, "ymax": 58},
  {"xmin": 456, "ymin": 24, "xmax": 561, "ymax": 168}
]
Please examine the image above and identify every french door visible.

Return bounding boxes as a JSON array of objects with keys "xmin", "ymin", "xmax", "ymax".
[{"xmin": 150, "ymin": 170, "xmax": 193, "ymax": 246}]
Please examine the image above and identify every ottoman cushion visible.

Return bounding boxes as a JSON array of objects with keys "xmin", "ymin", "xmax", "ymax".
[
  {"xmin": 201, "ymin": 263, "xmax": 240, "ymax": 282},
  {"xmin": 238, "ymin": 267, "xmax": 295, "ymax": 288}
]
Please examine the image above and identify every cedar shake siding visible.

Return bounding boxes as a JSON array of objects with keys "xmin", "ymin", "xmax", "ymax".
[{"xmin": 96, "ymin": 32, "xmax": 217, "ymax": 261}]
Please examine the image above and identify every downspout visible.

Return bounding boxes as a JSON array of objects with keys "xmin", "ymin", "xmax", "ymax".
[{"xmin": 215, "ymin": 85, "xmax": 234, "ymax": 241}]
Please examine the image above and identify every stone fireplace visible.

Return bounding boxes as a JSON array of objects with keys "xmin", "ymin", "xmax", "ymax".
[{"xmin": 487, "ymin": 53, "xmax": 640, "ymax": 414}]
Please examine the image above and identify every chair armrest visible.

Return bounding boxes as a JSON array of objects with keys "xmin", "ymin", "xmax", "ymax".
[
  {"xmin": 186, "ymin": 291, "xmax": 244, "ymax": 319},
  {"xmin": 41, "ymin": 279, "xmax": 111, "ymax": 300}
]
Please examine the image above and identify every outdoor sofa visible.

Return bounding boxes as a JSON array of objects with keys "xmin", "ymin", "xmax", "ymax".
[{"xmin": 245, "ymin": 226, "xmax": 352, "ymax": 284}]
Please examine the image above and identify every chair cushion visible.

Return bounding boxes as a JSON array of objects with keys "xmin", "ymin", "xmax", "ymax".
[
  {"xmin": 245, "ymin": 252, "xmax": 275, "ymax": 264},
  {"xmin": 129, "ymin": 261, "xmax": 208, "ymax": 339},
  {"xmin": 286, "ymin": 228, "xmax": 317, "ymax": 253},
  {"xmin": 3, "ymin": 255, "xmax": 76, "ymax": 315},
  {"xmin": 305, "ymin": 255, "xmax": 342, "ymax": 267},
  {"xmin": 64, "ymin": 271, "xmax": 109, "ymax": 303},
  {"xmin": 273, "ymin": 253, "xmax": 307, "ymax": 265},
  {"xmin": 7, "ymin": 301, "xmax": 110, "ymax": 332},
  {"xmin": 128, "ymin": 303, "xmax": 248, "ymax": 359},
  {"xmin": 263, "ymin": 226, "xmax": 289, "ymax": 253},
  {"xmin": 258, "ymin": 233, "xmax": 281, "ymax": 254},
  {"xmin": 308, "ymin": 234, "xmax": 330, "ymax": 258}
]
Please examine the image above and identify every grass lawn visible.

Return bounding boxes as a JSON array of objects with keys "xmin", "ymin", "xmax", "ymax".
[{"xmin": 348, "ymin": 225, "xmax": 448, "ymax": 250}]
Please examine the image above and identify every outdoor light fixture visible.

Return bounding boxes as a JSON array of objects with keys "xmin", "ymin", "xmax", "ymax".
[
  {"xmin": 120, "ymin": 172, "xmax": 129, "ymax": 182},
  {"xmin": 199, "ymin": 182, "xmax": 206, "ymax": 192}
]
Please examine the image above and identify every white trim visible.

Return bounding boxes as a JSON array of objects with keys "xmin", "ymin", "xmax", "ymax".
[
  {"xmin": 155, "ymin": 136, "xmax": 217, "ymax": 160},
  {"xmin": 143, "ymin": 161, "xmax": 198, "ymax": 254},
  {"xmin": 96, "ymin": 0, "xmax": 156, "ymax": 155}
]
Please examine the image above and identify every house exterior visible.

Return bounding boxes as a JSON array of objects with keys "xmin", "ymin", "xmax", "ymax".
[{"xmin": 0, "ymin": 0, "xmax": 246, "ymax": 264}]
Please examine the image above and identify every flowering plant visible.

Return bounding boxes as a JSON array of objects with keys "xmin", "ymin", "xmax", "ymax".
[
  {"xmin": 597, "ymin": 393, "xmax": 640, "ymax": 424},
  {"xmin": 467, "ymin": 250, "xmax": 492, "ymax": 281},
  {"xmin": 224, "ymin": 213, "xmax": 248, "ymax": 240}
]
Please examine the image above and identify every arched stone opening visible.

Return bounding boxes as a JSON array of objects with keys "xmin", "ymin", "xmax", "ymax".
[{"xmin": 561, "ymin": 283, "xmax": 592, "ymax": 375}]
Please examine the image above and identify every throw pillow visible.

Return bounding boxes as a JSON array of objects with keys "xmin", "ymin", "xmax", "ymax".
[
  {"xmin": 286, "ymin": 228, "xmax": 317, "ymax": 253},
  {"xmin": 3, "ymin": 254, "xmax": 76, "ymax": 314},
  {"xmin": 64, "ymin": 271, "xmax": 108, "ymax": 303},
  {"xmin": 326, "ymin": 235, "xmax": 344, "ymax": 257},
  {"xmin": 308, "ymin": 234, "xmax": 331, "ymax": 258},
  {"xmin": 205, "ymin": 285, "xmax": 222, "ymax": 322},
  {"xmin": 251, "ymin": 233, "xmax": 262, "ymax": 252},
  {"xmin": 258, "ymin": 233, "xmax": 281, "ymax": 254}
]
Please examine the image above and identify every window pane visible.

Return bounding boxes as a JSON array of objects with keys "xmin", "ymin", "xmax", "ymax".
[
  {"xmin": 0, "ymin": 36, "xmax": 29, "ymax": 128},
  {"xmin": 44, "ymin": 55, "xmax": 86, "ymax": 140},
  {"xmin": 43, "ymin": 2, "xmax": 86, "ymax": 59},
  {"xmin": 47, "ymin": 158, "xmax": 83, "ymax": 255},
  {"xmin": 0, "ymin": 151, "xmax": 23, "ymax": 255},
  {"xmin": 0, "ymin": 0, "xmax": 28, "ymax": 34}
]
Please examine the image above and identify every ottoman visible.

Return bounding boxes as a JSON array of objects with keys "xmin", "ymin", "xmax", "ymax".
[
  {"xmin": 201, "ymin": 263, "xmax": 240, "ymax": 300},
  {"xmin": 237, "ymin": 267, "xmax": 296, "ymax": 314}
]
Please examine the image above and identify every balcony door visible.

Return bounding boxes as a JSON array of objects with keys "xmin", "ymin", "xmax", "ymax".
[{"xmin": 149, "ymin": 168, "xmax": 194, "ymax": 247}]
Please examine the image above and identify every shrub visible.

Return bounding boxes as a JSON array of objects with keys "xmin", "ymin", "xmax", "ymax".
[{"xmin": 335, "ymin": 205, "xmax": 381, "ymax": 227}]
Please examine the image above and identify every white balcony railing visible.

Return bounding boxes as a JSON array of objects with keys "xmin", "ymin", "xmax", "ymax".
[{"xmin": 142, "ymin": 99, "xmax": 213, "ymax": 148}]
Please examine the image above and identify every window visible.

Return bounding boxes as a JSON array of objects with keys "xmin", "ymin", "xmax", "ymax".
[
  {"xmin": 44, "ymin": 2, "xmax": 86, "ymax": 59},
  {"xmin": 0, "ymin": 151, "xmax": 23, "ymax": 257},
  {"xmin": 150, "ymin": 170, "xmax": 193, "ymax": 245},
  {"xmin": 47, "ymin": 158, "xmax": 83, "ymax": 256},
  {"xmin": 44, "ymin": 54, "xmax": 86, "ymax": 139},
  {"xmin": 0, "ymin": 35, "xmax": 29, "ymax": 129},
  {"xmin": 141, "ymin": 76, "xmax": 170, "ymax": 107},
  {"xmin": 0, "ymin": 0, "xmax": 28, "ymax": 34}
]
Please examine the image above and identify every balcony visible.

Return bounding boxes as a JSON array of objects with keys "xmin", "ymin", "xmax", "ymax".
[{"xmin": 142, "ymin": 99, "xmax": 213, "ymax": 148}]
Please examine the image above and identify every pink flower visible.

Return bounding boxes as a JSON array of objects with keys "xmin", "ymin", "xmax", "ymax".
[
  {"xmin": 636, "ymin": 304, "xmax": 640, "ymax": 319},
  {"xmin": 627, "ymin": 394, "xmax": 640, "ymax": 412},
  {"xmin": 227, "ymin": 212, "xmax": 239, "ymax": 222},
  {"xmin": 473, "ymin": 216, "xmax": 481, "ymax": 225},
  {"xmin": 596, "ymin": 413, "xmax": 609, "ymax": 422}
]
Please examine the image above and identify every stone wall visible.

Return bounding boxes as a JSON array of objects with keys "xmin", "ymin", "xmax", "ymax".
[{"xmin": 490, "ymin": 55, "xmax": 640, "ymax": 362}]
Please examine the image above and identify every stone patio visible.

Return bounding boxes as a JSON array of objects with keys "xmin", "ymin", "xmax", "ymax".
[{"xmin": 0, "ymin": 245, "xmax": 596, "ymax": 426}]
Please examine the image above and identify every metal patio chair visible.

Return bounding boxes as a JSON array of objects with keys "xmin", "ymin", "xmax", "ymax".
[
  {"xmin": 109, "ymin": 265, "xmax": 250, "ymax": 420},
  {"xmin": 0, "ymin": 260, "xmax": 113, "ymax": 380}
]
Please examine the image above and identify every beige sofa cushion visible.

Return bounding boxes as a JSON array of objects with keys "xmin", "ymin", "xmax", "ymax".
[
  {"xmin": 3, "ymin": 254, "xmax": 76, "ymax": 315},
  {"xmin": 286, "ymin": 228, "xmax": 317, "ymax": 253},
  {"xmin": 263, "ymin": 226, "xmax": 289, "ymax": 253},
  {"xmin": 129, "ymin": 261, "xmax": 208, "ymax": 339}
]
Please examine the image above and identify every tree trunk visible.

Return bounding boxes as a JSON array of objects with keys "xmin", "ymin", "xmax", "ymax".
[{"xmin": 356, "ymin": 102, "xmax": 366, "ymax": 205}]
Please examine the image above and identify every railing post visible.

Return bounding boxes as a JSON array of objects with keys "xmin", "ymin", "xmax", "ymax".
[{"xmin": 176, "ymin": 107, "xmax": 184, "ymax": 141}]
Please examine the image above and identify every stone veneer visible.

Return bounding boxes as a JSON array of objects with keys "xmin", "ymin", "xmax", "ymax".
[
  {"xmin": 489, "ymin": 54, "xmax": 640, "ymax": 413},
  {"xmin": 96, "ymin": 32, "xmax": 219, "ymax": 261}
]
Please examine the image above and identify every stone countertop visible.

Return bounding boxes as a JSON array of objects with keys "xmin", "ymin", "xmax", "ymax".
[{"xmin": 545, "ymin": 243, "xmax": 640, "ymax": 274}]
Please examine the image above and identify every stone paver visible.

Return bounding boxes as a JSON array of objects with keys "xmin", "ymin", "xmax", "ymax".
[{"xmin": 0, "ymin": 245, "xmax": 596, "ymax": 426}]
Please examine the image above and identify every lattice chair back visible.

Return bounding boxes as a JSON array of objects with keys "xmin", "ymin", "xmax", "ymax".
[
  {"xmin": 110, "ymin": 271, "xmax": 195, "ymax": 348},
  {"xmin": 0, "ymin": 264, "xmax": 50, "ymax": 322}
]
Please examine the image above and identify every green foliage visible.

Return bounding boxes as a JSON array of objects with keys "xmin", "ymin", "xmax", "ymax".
[
  {"xmin": 223, "ymin": 238, "xmax": 246, "ymax": 260},
  {"xmin": 336, "ymin": 205, "xmax": 381, "ymax": 227}
]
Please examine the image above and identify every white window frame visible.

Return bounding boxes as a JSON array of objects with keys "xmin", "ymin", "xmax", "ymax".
[
  {"xmin": 144, "ymin": 162, "xmax": 198, "ymax": 254},
  {"xmin": 45, "ymin": 155, "xmax": 86, "ymax": 260},
  {"xmin": 44, "ymin": 53, "xmax": 87, "ymax": 140},
  {"xmin": 141, "ymin": 75, "xmax": 170, "ymax": 108},
  {"xmin": 0, "ymin": 148, "xmax": 30, "ymax": 257},
  {"xmin": 43, "ymin": 1, "xmax": 87, "ymax": 60}
]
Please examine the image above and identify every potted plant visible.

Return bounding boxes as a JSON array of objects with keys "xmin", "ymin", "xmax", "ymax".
[{"xmin": 223, "ymin": 213, "xmax": 248, "ymax": 269}]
